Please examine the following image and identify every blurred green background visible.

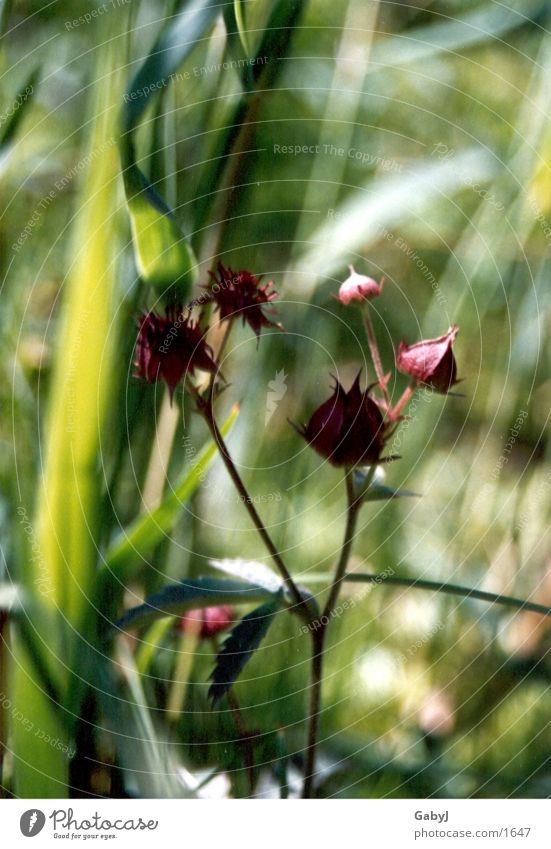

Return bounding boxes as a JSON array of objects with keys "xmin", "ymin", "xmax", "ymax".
[{"xmin": 2, "ymin": 0, "xmax": 551, "ymax": 798}]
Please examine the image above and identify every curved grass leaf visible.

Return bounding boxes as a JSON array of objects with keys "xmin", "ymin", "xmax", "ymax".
[
  {"xmin": 0, "ymin": 0, "xmax": 14, "ymax": 39},
  {"xmin": 369, "ymin": 0, "xmax": 544, "ymax": 71},
  {"xmin": 0, "ymin": 67, "xmax": 39, "ymax": 173},
  {"xmin": 289, "ymin": 149, "xmax": 496, "ymax": 294},
  {"xmin": 116, "ymin": 576, "xmax": 281, "ymax": 633},
  {"xmin": 344, "ymin": 573, "xmax": 551, "ymax": 619},
  {"xmin": 222, "ymin": 4, "xmax": 254, "ymax": 91},
  {"xmin": 193, "ymin": 0, "xmax": 306, "ymax": 236},
  {"xmin": 105, "ymin": 405, "xmax": 238, "ymax": 577},
  {"xmin": 233, "ymin": 0, "xmax": 250, "ymax": 56},
  {"xmin": 120, "ymin": 0, "xmax": 221, "ymax": 293},
  {"xmin": 122, "ymin": 0, "xmax": 221, "ymax": 133},
  {"xmin": 250, "ymin": 0, "xmax": 304, "ymax": 86},
  {"xmin": 122, "ymin": 158, "xmax": 197, "ymax": 293},
  {"xmin": 209, "ymin": 600, "xmax": 279, "ymax": 706}
]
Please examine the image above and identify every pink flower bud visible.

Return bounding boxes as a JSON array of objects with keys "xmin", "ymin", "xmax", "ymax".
[
  {"xmin": 338, "ymin": 265, "xmax": 383, "ymax": 305},
  {"xmin": 180, "ymin": 605, "xmax": 234, "ymax": 640},
  {"xmin": 396, "ymin": 325, "xmax": 460, "ymax": 394}
]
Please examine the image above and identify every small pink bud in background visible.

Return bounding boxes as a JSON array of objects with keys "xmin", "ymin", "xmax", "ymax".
[
  {"xmin": 419, "ymin": 690, "xmax": 455, "ymax": 738},
  {"xmin": 179, "ymin": 605, "xmax": 234, "ymax": 640},
  {"xmin": 396, "ymin": 325, "xmax": 460, "ymax": 394},
  {"xmin": 338, "ymin": 265, "xmax": 383, "ymax": 305}
]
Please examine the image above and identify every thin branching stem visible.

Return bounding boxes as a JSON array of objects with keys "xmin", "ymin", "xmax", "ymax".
[
  {"xmin": 363, "ymin": 308, "xmax": 389, "ymax": 404},
  {"xmin": 188, "ymin": 384, "xmax": 306, "ymax": 615},
  {"xmin": 302, "ymin": 466, "xmax": 374, "ymax": 797}
]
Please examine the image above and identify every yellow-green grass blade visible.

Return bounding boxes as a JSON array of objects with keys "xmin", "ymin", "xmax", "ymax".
[
  {"xmin": 10, "ymin": 22, "xmax": 124, "ymax": 796},
  {"xmin": 104, "ymin": 404, "xmax": 239, "ymax": 579}
]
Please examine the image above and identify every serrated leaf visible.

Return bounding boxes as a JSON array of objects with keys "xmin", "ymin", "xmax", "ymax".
[
  {"xmin": 209, "ymin": 601, "xmax": 279, "ymax": 707},
  {"xmin": 209, "ymin": 558, "xmax": 283, "ymax": 593},
  {"xmin": 116, "ymin": 577, "xmax": 280, "ymax": 633}
]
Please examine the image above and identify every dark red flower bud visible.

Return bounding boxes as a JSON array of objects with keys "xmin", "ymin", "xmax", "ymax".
[
  {"xmin": 206, "ymin": 262, "xmax": 282, "ymax": 338},
  {"xmin": 296, "ymin": 373, "xmax": 386, "ymax": 466},
  {"xmin": 134, "ymin": 306, "xmax": 218, "ymax": 399},
  {"xmin": 179, "ymin": 605, "xmax": 234, "ymax": 640},
  {"xmin": 396, "ymin": 326, "xmax": 460, "ymax": 394}
]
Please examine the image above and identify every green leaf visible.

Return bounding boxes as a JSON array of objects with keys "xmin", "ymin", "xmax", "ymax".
[
  {"xmin": 122, "ymin": 158, "xmax": 197, "ymax": 293},
  {"xmin": 209, "ymin": 558, "xmax": 284, "ymax": 593},
  {"xmin": 120, "ymin": 0, "xmax": 221, "ymax": 293},
  {"xmin": 344, "ymin": 573, "xmax": 551, "ymax": 619},
  {"xmin": 0, "ymin": 68, "xmax": 39, "ymax": 171},
  {"xmin": 102, "ymin": 641, "xmax": 196, "ymax": 797},
  {"xmin": 250, "ymin": 0, "xmax": 304, "ymax": 86},
  {"xmin": 354, "ymin": 473, "xmax": 419, "ymax": 502},
  {"xmin": 369, "ymin": 1, "xmax": 543, "ymax": 71},
  {"xmin": 0, "ymin": 0, "xmax": 14, "ymax": 42},
  {"xmin": 209, "ymin": 558, "xmax": 320, "ymax": 619},
  {"xmin": 104, "ymin": 405, "xmax": 239, "ymax": 577},
  {"xmin": 233, "ymin": 0, "xmax": 250, "ymax": 56},
  {"xmin": 222, "ymin": 4, "xmax": 254, "ymax": 91},
  {"xmin": 193, "ymin": 0, "xmax": 306, "ymax": 236},
  {"xmin": 116, "ymin": 577, "xmax": 280, "ymax": 633},
  {"xmin": 122, "ymin": 0, "xmax": 221, "ymax": 133},
  {"xmin": 209, "ymin": 600, "xmax": 279, "ymax": 707}
]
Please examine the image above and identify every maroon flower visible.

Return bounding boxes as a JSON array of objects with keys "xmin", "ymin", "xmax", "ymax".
[
  {"xmin": 396, "ymin": 326, "xmax": 460, "ymax": 394},
  {"xmin": 338, "ymin": 265, "xmax": 383, "ymax": 305},
  {"xmin": 206, "ymin": 262, "xmax": 282, "ymax": 338},
  {"xmin": 295, "ymin": 373, "xmax": 386, "ymax": 466},
  {"xmin": 135, "ymin": 306, "xmax": 218, "ymax": 399},
  {"xmin": 179, "ymin": 605, "xmax": 234, "ymax": 640}
]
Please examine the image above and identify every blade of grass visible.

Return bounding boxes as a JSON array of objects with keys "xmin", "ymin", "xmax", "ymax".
[
  {"xmin": 289, "ymin": 148, "xmax": 497, "ymax": 294},
  {"xmin": 10, "ymin": 18, "xmax": 124, "ymax": 796},
  {"xmin": 103, "ymin": 403, "xmax": 239, "ymax": 578},
  {"xmin": 344, "ymin": 573, "xmax": 551, "ymax": 618}
]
